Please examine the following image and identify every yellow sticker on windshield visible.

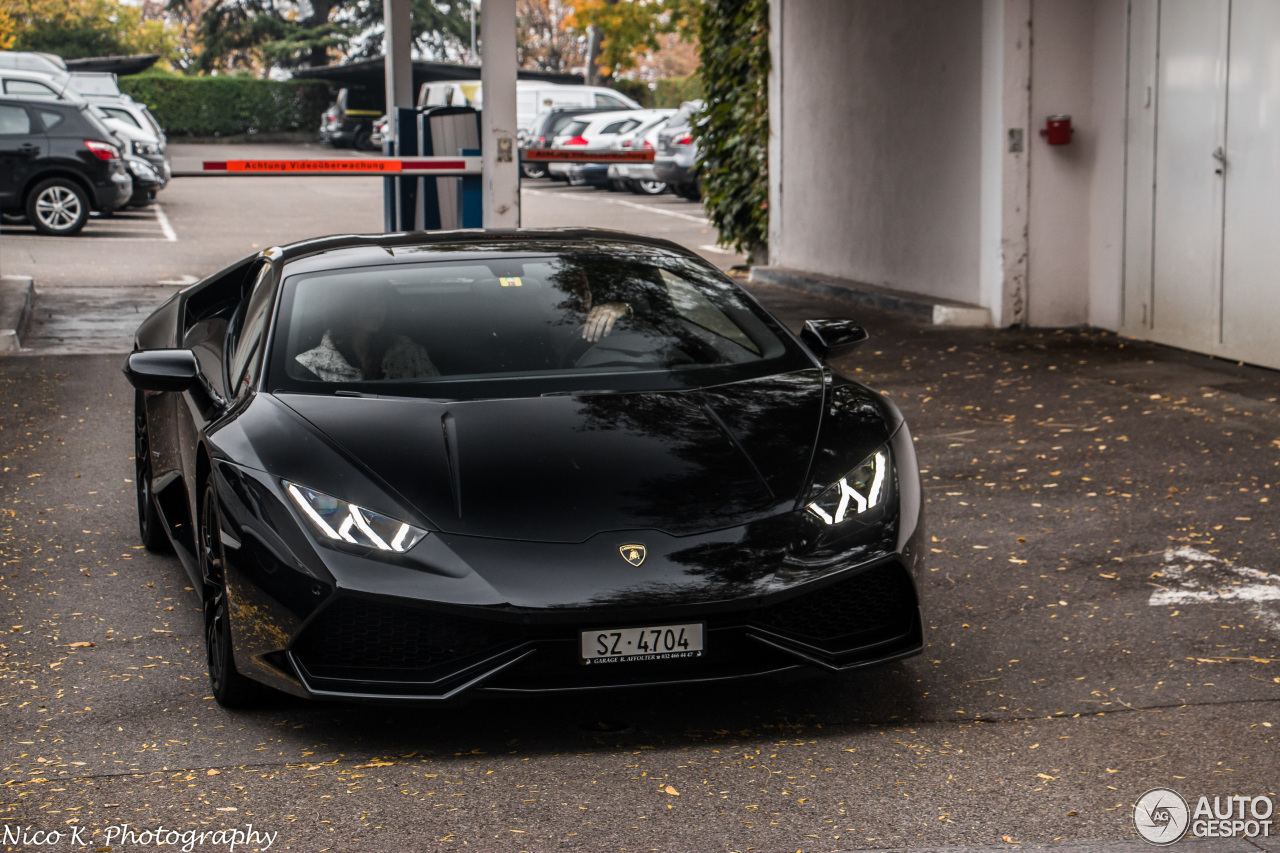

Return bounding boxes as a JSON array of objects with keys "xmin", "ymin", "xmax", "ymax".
[{"xmin": 500, "ymin": 277, "xmax": 523, "ymax": 287}]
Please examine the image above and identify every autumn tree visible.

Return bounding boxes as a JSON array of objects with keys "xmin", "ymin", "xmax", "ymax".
[
  {"xmin": 568, "ymin": 0, "xmax": 699, "ymax": 85},
  {"xmin": 516, "ymin": 0, "xmax": 584, "ymax": 74},
  {"xmin": 2, "ymin": 0, "xmax": 181, "ymax": 61}
]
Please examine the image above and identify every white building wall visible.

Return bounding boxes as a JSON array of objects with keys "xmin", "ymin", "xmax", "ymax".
[
  {"xmin": 771, "ymin": 0, "xmax": 985, "ymax": 305},
  {"xmin": 769, "ymin": 1, "xmax": 1130, "ymax": 331},
  {"xmin": 1086, "ymin": 0, "xmax": 1128, "ymax": 331},
  {"xmin": 1026, "ymin": 0, "xmax": 1096, "ymax": 327},
  {"xmin": 1024, "ymin": 0, "xmax": 1127, "ymax": 328}
]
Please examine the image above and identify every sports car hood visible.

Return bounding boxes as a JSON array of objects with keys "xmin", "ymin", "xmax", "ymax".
[{"xmin": 275, "ymin": 369, "xmax": 840, "ymax": 542}]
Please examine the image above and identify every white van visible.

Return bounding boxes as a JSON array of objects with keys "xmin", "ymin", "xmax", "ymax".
[{"xmin": 417, "ymin": 80, "xmax": 640, "ymax": 131}]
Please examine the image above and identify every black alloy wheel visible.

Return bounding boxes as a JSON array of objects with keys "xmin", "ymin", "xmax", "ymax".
[
  {"xmin": 134, "ymin": 392, "xmax": 169, "ymax": 552},
  {"xmin": 26, "ymin": 178, "xmax": 90, "ymax": 236},
  {"xmin": 200, "ymin": 479, "xmax": 262, "ymax": 708},
  {"xmin": 354, "ymin": 128, "xmax": 376, "ymax": 151}
]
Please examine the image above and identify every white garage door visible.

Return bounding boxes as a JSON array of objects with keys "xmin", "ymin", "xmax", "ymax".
[{"xmin": 1129, "ymin": 0, "xmax": 1280, "ymax": 370}]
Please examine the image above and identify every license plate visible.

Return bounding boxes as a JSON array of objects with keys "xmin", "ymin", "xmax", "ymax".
[{"xmin": 580, "ymin": 623, "xmax": 704, "ymax": 665}]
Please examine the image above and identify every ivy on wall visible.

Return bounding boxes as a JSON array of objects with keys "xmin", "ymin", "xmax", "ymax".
[{"xmin": 693, "ymin": 0, "xmax": 769, "ymax": 259}]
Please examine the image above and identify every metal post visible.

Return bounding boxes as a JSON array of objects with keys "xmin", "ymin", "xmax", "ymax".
[
  {"xmin": 470, "ymin": 0, "xmax": 478, "ymax": 64},
  {"xmin": 480, "ymin": 0, "xmax": 520, "ymax": 228},
  {"xmin": 383, "ymin": 0, "xmax": 414, "ymax": 232}
]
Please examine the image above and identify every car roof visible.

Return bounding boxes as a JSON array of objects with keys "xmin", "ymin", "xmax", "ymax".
[
  {"xmin": 272, "ymin": 228, "xmax": 705, "ymax": 275},
  {"xmin": 568, "ymin": 110, "xmax": 662, "ymax": 133},
  {"xmin": 0, "ymin": 94, "xmax": 79, "ymax": 112}
]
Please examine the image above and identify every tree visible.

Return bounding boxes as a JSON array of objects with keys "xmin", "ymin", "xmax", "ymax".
[
  {"xmin": 0, "ymin": 6, "xmax": 16, "ymax": 50},
  {"xmin": 567, "ymin": 0, "xmax": 698, "ymax": 85},
  {"xmin": 3, "ymin": 0, "xmax": 181, "ymax": 61},
  {"xmin": 173, "ymin": 0, "xmax": 471, "ymax": 74},
  {"xmin": 516, "ymin": 0, "xmax": 584, "ymax": 75}
]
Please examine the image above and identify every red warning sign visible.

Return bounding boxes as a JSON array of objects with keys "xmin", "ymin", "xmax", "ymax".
[
  {"xmin": 224, "ymin": 159, "xmax": 403, "ymax": 173},
  {"xmin": 181, "ymin": 158, "xmax": 479, "ymax": 177},
  {"xmin": 522, "ymin": 149, "xmax": 655, "ymax": 163}
]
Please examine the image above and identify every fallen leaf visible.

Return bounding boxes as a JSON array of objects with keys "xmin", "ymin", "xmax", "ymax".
[{"xmin": 664, "ymin": 785, "xmax": 679, "ymax": 796}]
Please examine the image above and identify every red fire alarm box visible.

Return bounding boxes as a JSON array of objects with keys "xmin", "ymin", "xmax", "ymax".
[{"xmin": 1040, "ymin": 115, "xmax": 1073, "ymax": 145}]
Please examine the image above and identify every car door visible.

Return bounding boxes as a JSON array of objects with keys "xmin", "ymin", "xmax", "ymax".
[
  {"xmin": 172, "ymin": 259, "xmax": 273, "ymax": 520},
  {"xmin": 0, "ymin": 102, "xmax": 39, "ymax": 209}
]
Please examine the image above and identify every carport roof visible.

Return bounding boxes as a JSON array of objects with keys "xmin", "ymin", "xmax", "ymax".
[{"xmin": 293, "ymin": 58, "xmax": 581, "ymax": 91}]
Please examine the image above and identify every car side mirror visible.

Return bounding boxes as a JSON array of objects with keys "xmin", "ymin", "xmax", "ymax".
[
  {"xmin": 124, "ymin": 349, "xmax": 230, "ymax": 408},
  {"xmin": 800, "ymin": 319, "xmax": 869, "ymax": 359},
  {"xmin": 123, "ymin": 349, "xmax": 201, "ymax": 392}
]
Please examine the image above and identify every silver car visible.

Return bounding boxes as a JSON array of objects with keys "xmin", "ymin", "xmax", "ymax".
[{"xmin": 606, "ymin": 111, "xmax": 674, "ymax": 195}]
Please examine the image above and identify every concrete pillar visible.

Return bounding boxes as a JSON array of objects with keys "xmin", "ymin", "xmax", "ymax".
[
  {"xmin": 481, "ymin": 0, "xmax": 519, "ymax": 228},
  {"xmin": 383, "ymin": 0, "xmax": 413, "ymax": 231},
  {"xmin": 979, "ymin": 0, "xmax": 1031, "ymax": 327}
]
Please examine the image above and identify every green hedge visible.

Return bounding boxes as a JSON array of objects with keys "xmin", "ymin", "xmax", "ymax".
[
  {"xmin": 693, "ymin": 0, "xmax": 768, "ymax": 258},
  {"xmin": 118, "ymin": 74, "xmax": 334, "ymax": 137},
  {"xmin": 609, "ymin": 75, "xmax": 705, "ymax": 110},
  {"xmin": 653, "ymin": 74, "xmax": 703, "ymax": 109}
]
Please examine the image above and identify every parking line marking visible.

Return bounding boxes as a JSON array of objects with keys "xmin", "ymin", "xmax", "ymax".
[{"xmin": 153, "ymin": 203, "xmax": 178, "ymax": 242}]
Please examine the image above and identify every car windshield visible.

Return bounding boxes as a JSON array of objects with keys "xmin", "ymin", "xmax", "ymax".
[{"xmin": 268, "ymin": 246, "xmax": 811, "ymax": 400}]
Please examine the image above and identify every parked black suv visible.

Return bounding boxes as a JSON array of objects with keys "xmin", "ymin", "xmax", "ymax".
[{"xmin": 0, "ymin": 96, "xmax": 132, "ymax": 235}]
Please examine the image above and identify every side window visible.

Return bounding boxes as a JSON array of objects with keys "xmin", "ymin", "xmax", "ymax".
[
  {"xmin": 659, "ymin": 269, "xmax": 760, "ymax": 354},
  {"xmin": 4, "ymin": 79, "xmax": 59, "ymax": 99},
  {"xmin": 35, "ymin": 110, "xmax": 63, "ymax": 131},
  {"xmin": 228, "ymin": 264, "xmax": 276, "ymax": 394},
  {"xmin": 601, "ymin": 121, "xmax": 629, "ymax": 134},
  {"xmin": 595, "ymin": 94, "xmax": 628, "ymax": 109},
  {"xmin": 0, "ymin": 105, "xmax": 31, "ymax": 135},
  {"xmin": 101, "ymin": 107, "xmax": 140, "ymax": 129}
]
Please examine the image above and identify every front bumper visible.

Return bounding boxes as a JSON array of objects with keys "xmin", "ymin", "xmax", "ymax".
[
  {"xmin": 97, "ymin": 168, "xmax": 133, "ymax": 212},
  {"xmin": 213, "ymin": 424, "xmax": 925, "ymax": 705},
  {"xmin": 282, "ymin": 557, "xmax": 923, "ymax": 702}
]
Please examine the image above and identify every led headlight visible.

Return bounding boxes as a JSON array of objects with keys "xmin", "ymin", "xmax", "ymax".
[
  {"xmin": 127, "ymin": 158, "xmax": 158, "ymax": 180},
  {"xmin": 286, "ymin": 481, "xmax": 427, "ymax": 553},
  {"xmin": 805, "ymin": 448, "xmax": 891, "ymax": 525}
]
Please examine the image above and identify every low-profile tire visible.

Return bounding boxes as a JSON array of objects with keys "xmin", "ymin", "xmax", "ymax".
[
  {"xmin": 26, "ymin": 178, "xmax": 90, "ymax": 236},
  {"xmin": 520, "ymin": 162, "xmax": 548, "ymax": 179},
  {"xmin": 200, "ymin": 479, "xmax": 264, "ymax": 708},
  {"xmin": 134, "ymin": 392, "xmax": 170, "ymax": 552},
  {"xmin": 630, "ymin": 179, "xmax": 667, "ymax": 196}
]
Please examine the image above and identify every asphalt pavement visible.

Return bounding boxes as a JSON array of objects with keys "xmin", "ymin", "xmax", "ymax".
[{"xmin": 1, "ymin": 269, "xmax": 1277, "ymax": 851}]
